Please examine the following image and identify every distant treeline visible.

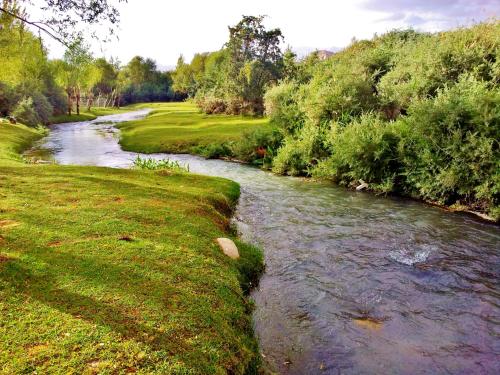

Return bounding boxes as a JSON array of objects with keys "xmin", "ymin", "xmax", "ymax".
[{"xmin": 0, "ymin": 2, "xmax": 179, "ymax": 125}]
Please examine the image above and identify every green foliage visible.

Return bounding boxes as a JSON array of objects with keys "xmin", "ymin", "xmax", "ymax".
[
  {"xmin": 234, "ymin": 241, "xmax": 264, "ymax": 294},
  {"xmin": 195, "ymin": 143, "xmax": 233, "ymax": 159},
  {"xmin": 119, "ymin": 56, "xmax": 174, "ymax": 104},
  {"xmin": 28, "ymin": 90, "xmax": 54, "ymax": 124},
  {"xmin": 272, "ymin": 122, "xmax": 327, "ymax": 176},
  {"xmin": 231, "ymin": 126, "xmax": 284, "ymax": 166},
  {"xmin": 301, "ymin": 58, "xmax": 377, "ymax": 125},
  {"xmin": 176, "ymin": 15, "xmax": 284, "ymax": 115},
  {"xmin": 264, "ymin": 81, "xmax": 306, "ymax": 135},
  {"xmin": 314, "ymin": 114, "xmax": 401, "ymax": 192},
  {"xmin": 12, "ymin": 97, "xmax": 39, "ymax": 127},
  {"xmin": 0, "ymin": 82, "xmax": 15, "ymax": 116},
  {"xmin": 398, "ymin": 75, "xmax": 499, "ymax": 210},
  {"xmin": 133, "ymin": 155, "xmax": 190, "ymax": 172},
  {"xmin": 265, "ymin": 21, "xmax": 500, "ymax": 217},
  {"xmin": 378, "ymin": 22, "xmax": 499, "ymax": 112}
]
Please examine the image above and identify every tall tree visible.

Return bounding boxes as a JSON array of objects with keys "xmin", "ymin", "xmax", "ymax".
[{"xmin": 225, "ymin": 15, "xmax": 284, "ymax": 113}]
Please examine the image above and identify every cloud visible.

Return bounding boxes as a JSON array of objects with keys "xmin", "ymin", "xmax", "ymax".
[{"xmin": 363, "ymin": 0, "xmax": 499, "ymax": 29}]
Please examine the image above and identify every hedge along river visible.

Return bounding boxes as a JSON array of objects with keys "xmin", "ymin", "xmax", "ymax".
[{"xmin": 31, "ymin": 110, "xmax": 500, "ymax": 374}]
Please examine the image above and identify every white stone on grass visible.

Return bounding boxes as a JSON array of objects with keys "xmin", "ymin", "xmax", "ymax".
[{"xmin": 216, "ymin": 238, "xmax": 240, "ymax": 259}]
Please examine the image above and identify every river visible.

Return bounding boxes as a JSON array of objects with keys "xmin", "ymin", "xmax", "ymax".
[{"xmin": 30, "ymin": 110, "xmax": 500, "ymax": 374}]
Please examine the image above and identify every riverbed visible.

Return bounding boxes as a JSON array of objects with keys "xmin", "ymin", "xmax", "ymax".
[{"xmin": 31, "ymin": 110, "xmax": 500, "ymax": 374}]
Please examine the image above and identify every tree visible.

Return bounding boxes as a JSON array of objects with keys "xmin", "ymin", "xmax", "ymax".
[
  {"xmin": 90, "ymin": 58, "xmax": 118, "ymax": 108},
  {"xmin": 117, "ymin": 56, "xmax": 174, "ymax": 105},
  {"xmin": 191, "ymin": 15, "xmax": 285, "ymax": 115},
  {"xmin": 53, "ymin": 41, "xmax": 93, "ymax": 115},
  {"xmin": 282, "ymin": 47, "xmax": 298, "ymax": 80},
  {"xmin": 0, "ymin": 0, "xmax": 127, "ymax": 45},
  {"xmin": 225, "ymin": 16, "xmax": 284, "ymax": 110}
]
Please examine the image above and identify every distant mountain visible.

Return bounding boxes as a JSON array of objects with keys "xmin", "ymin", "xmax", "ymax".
[{"xmin": 292, "ymin": 46, "xmax": 341, "ymax": 59}]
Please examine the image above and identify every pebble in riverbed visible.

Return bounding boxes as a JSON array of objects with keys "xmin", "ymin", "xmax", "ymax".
[{"xmin": 216, "ymin": 238, "xmax": 239, "ymax": 259}]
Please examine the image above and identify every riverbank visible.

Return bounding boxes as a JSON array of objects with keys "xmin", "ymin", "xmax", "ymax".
[
  {"xmin": 0, "ymin": 122, "xmax": 263, "ymax": 373},
  {"xmin": 109, "ymin": 103, "xmax": 498, "ymax": 223},
  {"xmin": 115, "ymin": 102, "xmax": 269, "ymax": 154}
]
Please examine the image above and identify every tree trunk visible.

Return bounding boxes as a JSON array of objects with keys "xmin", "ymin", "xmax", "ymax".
[
  {"xmin": 76, "ymin": 87, "xmax": 80, "ymax": 115},
  {"xmin": 87, "ymin": 91, "xmax": 93, "ymax": 112},
  {"xmin": 66, "ymin": 89, "xmax": 72, "ymax": 116}
]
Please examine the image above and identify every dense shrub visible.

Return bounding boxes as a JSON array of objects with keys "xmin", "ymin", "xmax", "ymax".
[
  {"xmin": 264, "ymin": 21, "xmax": 500, "ymax": 217},
  {"xmin": 12, "ymin": 97, "xmax": 40, "ymax": 127},
  {"xmin": 195, "ymin": 143, "xmax": 233, "ymax": 159},
  {"xmin": 313, "ymin": 114, "xmax": 401, "ymax": 192},
  {"xmin": 301, "ymin": 62, "xmax": 377, "ymax": 125},
  {"xmin": 272, "ymin": 123, "xmax": 328, "ymax": 176},
  {"xmin": 378, "ymin": 22, "xmax": 500, "ymax": 112},
  {"xmin": 30, "ymin": 91, "xmax": 54, "ymax": 124},
  {"xmin": 231, "ymin": 126, "xmax": 284, "ymax": 166},
  {"xmin": 0, "ymin": 82, "xmax": 15, "ymax": 116},
  {"xmin": 264, "ymin": 82, "xmax": 306, "ymax": 135},
  {"xmin": 398, "ymin": 75, "xmax": 499, "ymax": 211}
]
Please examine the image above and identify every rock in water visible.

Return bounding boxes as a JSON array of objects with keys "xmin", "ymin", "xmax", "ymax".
[
  {"xmin": 216, "ymin": 238, "xmax": 240, "ymax": 259},
  {"xmin": 356, "ymin": 179, "xmax": 369, "ymax": 191}
]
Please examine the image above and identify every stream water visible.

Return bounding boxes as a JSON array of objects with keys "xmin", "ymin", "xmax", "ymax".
[{"xmin": 31, "ymin": 110, "xmax": 500, "ymax": 374}]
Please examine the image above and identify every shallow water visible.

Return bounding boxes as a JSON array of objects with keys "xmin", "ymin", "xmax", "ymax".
[{"xmin": 34, "ymin": 110, "xmax": 500, "ymax": 374}]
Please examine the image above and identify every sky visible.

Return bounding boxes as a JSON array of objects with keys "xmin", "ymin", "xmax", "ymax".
[{"xmin": 43, "ymin": 0, "xmax": 499, "ymax": 69}]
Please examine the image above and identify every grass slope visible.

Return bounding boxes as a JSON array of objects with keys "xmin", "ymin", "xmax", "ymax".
[
  {"xmin": 117, "ymin": 102, "xmax": 269, "ymax": 154},
  {"xmin": 0, "ymin": 122, "xmax": 263, "ymax": 374}
]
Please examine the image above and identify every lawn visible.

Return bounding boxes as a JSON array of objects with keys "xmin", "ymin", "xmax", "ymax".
[
  {"xmin": 0, "ymin": 122, "xmax": 263, "ymax": 374},
  {"xmin": 116, "ymin": 102, "xmax": 270, "ymax": 153}
]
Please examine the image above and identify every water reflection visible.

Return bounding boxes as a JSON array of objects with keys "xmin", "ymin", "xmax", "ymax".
[{"xmin": 35, "ymin": 111, "xmax": 500, "ymax": 374}]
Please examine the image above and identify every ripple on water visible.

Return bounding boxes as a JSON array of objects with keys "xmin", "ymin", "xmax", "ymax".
[{"xmin": 389, "ymin": 244, "xmax": 436, "ymax": 266}]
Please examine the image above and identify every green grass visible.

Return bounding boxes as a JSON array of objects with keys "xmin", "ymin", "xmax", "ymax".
[
  {"xmin": 116, "ymin": 102, "xmax": 270, "ymax": 154},
  {"xmin": 0, "ymin": 122, "xmax": 264, "ymax": 373}
]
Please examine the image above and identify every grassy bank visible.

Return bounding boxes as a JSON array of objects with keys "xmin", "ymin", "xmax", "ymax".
[
  {"xmin": 116, "ymin": 102, "xmax": 269, "ymax": 154},
  {"xmin": 0, "ymin": 122, "xmax": 263, "ymax": 373}
]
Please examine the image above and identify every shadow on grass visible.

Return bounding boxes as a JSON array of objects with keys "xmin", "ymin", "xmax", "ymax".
[{"xmin": 0, "ymin": 258, "xmax": 189, "ymax": 353}]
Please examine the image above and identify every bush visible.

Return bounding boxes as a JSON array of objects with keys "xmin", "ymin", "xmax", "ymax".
[
  {"xmin": 313, "ymin": 114, "xmax": 401, "ymax": 192},
  {"xmin": 272, "ymin": 123, "xmax": 328, "ymax": 176},
  {"xmin": 12, "ymin": 97, "xmax": 39, "ymax": 127},
  {"xmin": 195, "ymin": 143, "xmax": 232, "ymax": 159},
  {"xmin": 264, "ymin": 82, "xmax": 306, "ymax": 135},
  {"xmin": 302, "ymin": 61, "xmax": 377, "ymax": 125},
  {"xmin": 30, "ymin": 91, "xmax": 53, "ymax": 124},
  {"xmin": 0, "ymin": 82, "xmax": 16, "ymax": 116},
  {"xmin": 195, "ymin": 94, "xmax": 227, "ymax": 114},
  {"xmin": 259, "ymin": 21, "xmax": 500, "ymax": 217},
  {"xmin": 378, "ymin": 22, "xmax": 500, "ymax": 113},
  {"xmin": 231, "ymin": 126, "xmax": 284, "ymax": 166},
  {"xmin": 398, "ymin": 75, "xmax": 499, "ymax": 213}
]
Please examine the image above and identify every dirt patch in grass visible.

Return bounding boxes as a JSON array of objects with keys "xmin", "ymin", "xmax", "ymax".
[
  {"xmin": 0, "ymin": 254, "xmax": 10, "ymax": 263},
  {"xmin": 0, "ymin": 219, "xmax": 20, "ymax": 228}
]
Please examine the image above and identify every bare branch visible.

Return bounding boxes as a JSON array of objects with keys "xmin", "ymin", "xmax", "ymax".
[{"xmin": 0, "ymin": 6, "xmax": 69, "ymax": 46}]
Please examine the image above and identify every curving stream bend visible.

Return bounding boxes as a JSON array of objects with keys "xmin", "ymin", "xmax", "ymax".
[{"xmin": 30, "ymin": 110, "xmax": 500, "ymax": 374}]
